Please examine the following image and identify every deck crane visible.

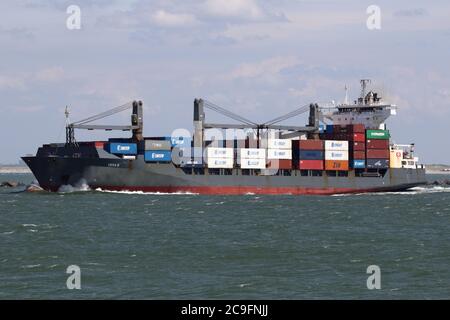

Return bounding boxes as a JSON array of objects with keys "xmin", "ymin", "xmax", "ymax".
[
  {"xmin": 193, "ymin": 99, "xmax": 320, "ymax": 151},
  {"xmin": 65, "ymin": 100, "xmax": 143, "ymax": 146},
  {"xmin": 65, "ymin": 98, "xmax": 320, "ymax": 150}
]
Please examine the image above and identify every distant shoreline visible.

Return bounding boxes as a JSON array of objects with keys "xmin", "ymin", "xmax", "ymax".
[{"xmin": 0, "ymin": 166, "xmax": 32, "ymax": 174}]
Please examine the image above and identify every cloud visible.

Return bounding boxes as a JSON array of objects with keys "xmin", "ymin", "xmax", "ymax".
[
  {"xmin": 393, "ymin": 8, "xmax": 428, "ymax": 17},
  {"xmin": 0, "ymin": 75, "xmax": 26, "ymax": 90},
  {"xmin": 204, "ymin": 0, "xmax": 265, "ymax": 20},
  {"xmin": 35, "ymin": 66, "xmax": 65, "ymax": 82},
  {"xmin": 0, "ymin": 66, "xmax": 65, "ymax": 91},
  {"xmin": 0, "ymin": 27, "xmax": 34, "ymax": 40},
  {"xmin": 151, "ymin": 9, "xmax": 199, "ymax": 28},
  {"xmin": 227, "ymin": 56, "xmax": 301, "ymax": 80}
]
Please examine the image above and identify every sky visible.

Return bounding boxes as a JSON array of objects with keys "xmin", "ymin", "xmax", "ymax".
[{"xmin": 0, "ymin": 0, "xmax": 449, "ymax": 164}]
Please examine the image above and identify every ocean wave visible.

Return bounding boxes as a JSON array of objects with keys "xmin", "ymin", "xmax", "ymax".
[
  {"xmin": 94, "ymin": 188, "xmax": 198, "ymax": 196},
  {"xmin": 333, "ymin": 186, "xmax": 450, "ymax": 197},
  {"xmin": 57, "ymin": 179, "xmax": 91, "ymax": 193}
]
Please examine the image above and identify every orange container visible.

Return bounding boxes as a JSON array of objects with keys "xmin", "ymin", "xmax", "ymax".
[{"xmin": 325, "ymin": 160, "xmax": 349, "ymax": 171}]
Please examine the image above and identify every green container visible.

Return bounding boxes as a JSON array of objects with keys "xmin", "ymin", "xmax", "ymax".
[{"xmin": 366, "ymin": 129, "xmax": 390, "ymax": 140}]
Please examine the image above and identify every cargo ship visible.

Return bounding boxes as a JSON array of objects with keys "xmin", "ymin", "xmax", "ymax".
[{"xmin": 22, "ymin": 80, "xmax": 426, "ymax": 195}]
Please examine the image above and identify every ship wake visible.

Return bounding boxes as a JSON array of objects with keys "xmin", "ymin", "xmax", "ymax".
[
  {"xmin": 94, "ymin": 188, "xmax": 199, "ymax": 196},
  {"xmin": 57, "ymin": 179, "xmax": 91, "ymax": 193}
]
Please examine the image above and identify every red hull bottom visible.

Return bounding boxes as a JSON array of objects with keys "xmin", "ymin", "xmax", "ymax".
[{"xmin": 87, "ymin": 185, "xmax": 402, "ymax": 195}]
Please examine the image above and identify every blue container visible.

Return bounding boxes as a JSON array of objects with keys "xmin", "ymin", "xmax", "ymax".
[
  {"xmin": 326, "ymin": 125, "xmax": 334, "ymax": 134},
  {"xmin": 109, "ymin": 143, "xmax": 137, "ymax": 155},
  {"xmin": 352, "ymin": 160, "xmax": 366, "ymax": 168},
  {"xmin": 171, "ymin": 136, "xmax": 192, "ymax": 147},
  {"xmin": 299, "ymin": 150, "xmax": 324, "ymax": 160},
  {"xmin": 367, "ymin": 159, "xmax": 389, "ymax": 169},
  {"xmin": 144, "ymin": 150, "xmax": 172, "ymax": 162}
]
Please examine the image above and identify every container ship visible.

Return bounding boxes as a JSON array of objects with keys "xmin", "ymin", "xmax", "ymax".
[{"xmin": 22, "ymin": 80, "xmax": 426, "ymax": 195}]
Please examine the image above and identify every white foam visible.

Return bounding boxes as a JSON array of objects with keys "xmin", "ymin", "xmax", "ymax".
[
  {"xmin": 94, "ymin": 188, "xmax": 198, "ymax": 196},
  {"xmin": 57, "ymin": 179, "xmax": 91, "ymax": 193},
  {"xmin": 333, "ymin": 185, "xmax": 450, "ymax": 197}
]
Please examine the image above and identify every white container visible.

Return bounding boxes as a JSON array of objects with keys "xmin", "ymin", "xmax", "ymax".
[
  {"xmin": 325, "ymin": 140, "xmax": 349, "ymax": 151},
  {"xmin": 267, "ymin": 149, "xmax": 292, "ymax": 160},
  {"xmin": 325, "ymin": 150, "xmax": 349, "ymax": 161},
  {"xmin": 206, "ymin": 147, "xmax": 234, "ymax": 159},
  {"xmin": 240, "ymin": 158, "xmax": 266, "ymax": 169},
  {"xmin": 268, "ymin": 139, "xmax": 292, "ymax": 150},
  {"xmin": 239, "ymin": 148, "xmax": 266, "ymax": 159},
  {"xmin": 207, "ymin": 157, "xmax": 234, "ymax": 168},
  {"xmin": 122, "ymin": 155, "xmax": 136, "ymax": 160},
  {"xmin": 390, "ymin": 149, "xmax": 403, "ymax": 168}
]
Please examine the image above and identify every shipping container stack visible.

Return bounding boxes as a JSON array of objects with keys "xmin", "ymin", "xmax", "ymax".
[
  {"xmin": 348, "ymin": 124, "xmax": 366, "ymax": 169},
  {"xmin": 171, "ymin": 136, "xmax": 193, "ymax": 166},
  {"xmin": 298, "ymin": 140, "xmax": 325, "ymax": 170},
  {"xmin": 205, "ymin": 147, "xmax": 234, "ymax": 168},
  {"xmin": 267, "ymin": 139, "xmax": 292, "ymax": 170},
  {"xmin": 144, "ymin": 138, "xmax": 172, "ymax": 163},
  {"xmin": 366, "ymin": 129, "xmax": 391, "ymax": 169},
  {"xmin": 324, "ymin": 140, "xmax": 349, "ymax": 171},
  {"xmin": 239, "ymin": 148, "xmax": 266, "ymax": 169}
]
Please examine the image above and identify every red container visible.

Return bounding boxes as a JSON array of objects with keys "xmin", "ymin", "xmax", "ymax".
[
  {"xmin": 367, "ymin": 139, "xmax": 389, "ymax": 149},
  {"xmin": 95, "ymin": 141, "xmax": 105, "ymax": 148},
  {"xmin": 352, "ymin": 151, "xmax": 366, "ymax": 160},
  {"xmin": 366, "ymin": 149, "xmax": 390, "ymax": 159},
  {"xmin": 351, "ymin": 133, "xmax": 366, "ymax": 142},
  {"xmin": 325, "ymin": 160, "xmax": 349, "ymax": 171},
  {"xmin": 349, "ymin": 124, "xmax": 366, "ymax": 133},
  {"xmin": 299, "ymin": 160, "xmax": 324, "ymax": 170},
  {"xmin": 352, "ymin": 141, "xmax": 365, "ymax": 151},
  {"xmin": 267, "ymin": 159, "xmax": 292, "ymax": 170},
  {"xmin": 299, "ymin": 140, "xmax": 324, "ymax": 150}
]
